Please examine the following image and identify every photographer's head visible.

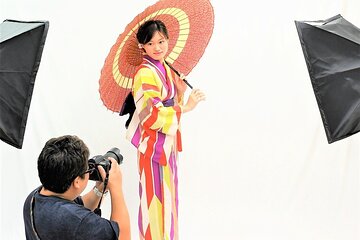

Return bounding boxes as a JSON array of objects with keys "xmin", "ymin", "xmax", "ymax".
[{"xmin": 38, "ymin": 135, "xmax": 90, "ymax": 194}]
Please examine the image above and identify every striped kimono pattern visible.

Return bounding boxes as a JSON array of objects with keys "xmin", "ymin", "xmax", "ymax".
[{"xmin": 126, "ymin": 57, "xmax": 183, "ymax": 240}]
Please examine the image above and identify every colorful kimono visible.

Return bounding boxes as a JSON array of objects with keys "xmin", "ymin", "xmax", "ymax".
[{"xmin": 127, "ymin": 56, "xmax": 183, "ymax": 240}]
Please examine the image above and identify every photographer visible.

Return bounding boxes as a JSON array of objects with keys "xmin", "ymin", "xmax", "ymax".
[{"xmin": 23, "ymin": 135, "xmax": 130, "ymax": 240}]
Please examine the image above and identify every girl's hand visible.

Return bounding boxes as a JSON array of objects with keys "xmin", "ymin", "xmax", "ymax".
[{"xmin": 182, "ymin": 88, "xmax": 206, "ymax": 113}]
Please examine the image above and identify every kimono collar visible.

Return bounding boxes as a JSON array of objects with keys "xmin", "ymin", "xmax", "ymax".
[
  {"xmin": 144, "ymin": 55, "xmax": 166, "ymax": 78},
  {"xmin": 143, "ymin": 56, "xmax": 175, "ymax": 100}
]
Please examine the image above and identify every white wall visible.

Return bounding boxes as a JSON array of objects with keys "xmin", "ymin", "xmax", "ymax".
[{"xmin": 1, "ymin": 0, "xmax": 360, "ymax": 239}]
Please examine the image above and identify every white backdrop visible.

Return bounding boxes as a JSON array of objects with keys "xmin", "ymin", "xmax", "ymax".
[{"xmin": 1, "ymin": 0, "xmax": 360, "ymax": 239}]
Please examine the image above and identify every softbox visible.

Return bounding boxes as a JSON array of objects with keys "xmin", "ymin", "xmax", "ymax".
[
  {"xmin": 295, "ymin": 14, "xmax": 360, "ymax": 143},
  {"xmin": 0, "ymin": 19, "xmax": 49, "ymax": 148}
]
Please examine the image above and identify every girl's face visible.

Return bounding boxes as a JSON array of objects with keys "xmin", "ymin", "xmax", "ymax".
[{"xmin": 142, "ymin": 31, "xmax": 169, "ymax": 61}]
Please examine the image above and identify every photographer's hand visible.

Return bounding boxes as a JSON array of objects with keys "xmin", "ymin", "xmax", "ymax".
[
  {"xmin": 82, "ymin": 166, "xmax": 109, "ymax": 211},
  {"xmin": 102, "ymin": 158, "xmax": 122, "ymax": 191},
  {"xmin": 95, "ymin": 165, "xmax": 110, "ymax": 193}
]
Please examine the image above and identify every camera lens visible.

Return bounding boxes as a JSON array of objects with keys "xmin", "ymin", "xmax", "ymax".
[{"xmin": 103, "ymin": 147, "xmax": 123, "ymax": 164}]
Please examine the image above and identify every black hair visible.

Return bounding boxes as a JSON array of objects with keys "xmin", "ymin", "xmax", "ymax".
[
  {"xmin": 37, "ymin": 135, "xmax": 90, "ymax": 193},
  {"xmin": 136, "ymin": 20, "xmax": 169, "ymax": 44}
]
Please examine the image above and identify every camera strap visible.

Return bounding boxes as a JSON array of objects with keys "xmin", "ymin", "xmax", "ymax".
[{"xmin": 94, "ymin": 165, "xmax": 110, "ymax": 217}]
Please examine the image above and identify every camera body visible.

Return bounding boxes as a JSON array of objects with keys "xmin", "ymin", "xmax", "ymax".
[{"xmin": 88, "ymin": 147, "xmax": 123, "ymax": 181}]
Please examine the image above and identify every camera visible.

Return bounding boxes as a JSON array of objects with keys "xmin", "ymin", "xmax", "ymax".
[{"xmin": 88, "ymin": 147, "xmax": 123, "ymax": 181}]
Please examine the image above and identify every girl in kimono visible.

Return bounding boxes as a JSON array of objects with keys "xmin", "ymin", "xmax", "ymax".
[{"xmin": 126, "ymin": 20, "xmax": 205, "ymax": 240}]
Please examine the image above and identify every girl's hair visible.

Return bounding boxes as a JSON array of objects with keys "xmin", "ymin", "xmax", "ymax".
[{"xmin": 136, "ymin": 20, "xmax": 169, "ymax": 44}]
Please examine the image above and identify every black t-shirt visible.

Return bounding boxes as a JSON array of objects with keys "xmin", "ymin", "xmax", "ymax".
[{"xmin": 23, "ymin": 187, "xmax": 119, "ymax": 240}]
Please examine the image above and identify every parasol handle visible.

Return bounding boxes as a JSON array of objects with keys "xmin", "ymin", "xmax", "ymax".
[{"xmin": 164, "ymin": 61, "xmax": 193, "ymax": 89}]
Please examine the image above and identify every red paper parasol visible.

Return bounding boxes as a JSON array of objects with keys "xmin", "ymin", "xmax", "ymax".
[{"xmin": 99, "ymin": 0, "xmax": 214, "ymax": 112}]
